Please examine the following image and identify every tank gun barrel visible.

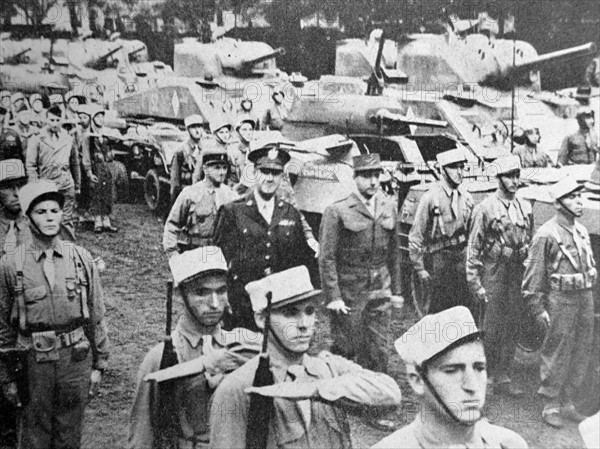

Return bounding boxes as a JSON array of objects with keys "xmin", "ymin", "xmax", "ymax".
[
  {"xmin": 239, "ymin": 47, "xmax": 286, "ymax": 72},
  {"xmin": 508, "ymin": 42, "xmax": 596, "ymax": 76},
  {"xmin": 86, "ymin": 45, "xmax": 124, "ymax": 70},
  {"xmin": 373, "ymin": 109, "xmax": 448, "ymax": 128},
  {"xmin": 4, "ymin": 48, "xmax": 31, "ymax": 64},
  {"xmin": 128, "ymin": 46, "xmax": 145, "ymax": 60}
]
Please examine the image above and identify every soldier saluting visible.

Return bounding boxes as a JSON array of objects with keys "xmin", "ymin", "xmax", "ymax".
[
  {"xmin": 522, "ymin": 176, "xmax": 596, "ymax": 428},
  {"xmin": 466, "ymin": 155, "xmax": 533, "ymax": 397}
]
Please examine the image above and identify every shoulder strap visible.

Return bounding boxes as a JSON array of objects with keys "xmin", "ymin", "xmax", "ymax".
[
  {"xmin": 430, "ymin": 190, "xmax": 446, "ymax": 239},
  {"xmin": 549, "ymin": 225, "xmax": 580, "ymax": 271},
  {"xmin": 13, "ymin": 245, "xmax": 27, "ymax": 333}
]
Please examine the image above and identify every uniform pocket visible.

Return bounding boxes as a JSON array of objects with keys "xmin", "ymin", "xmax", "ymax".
[{"xmin": 24, "ymin": 286, "xmax": 47, "ymax": 304}]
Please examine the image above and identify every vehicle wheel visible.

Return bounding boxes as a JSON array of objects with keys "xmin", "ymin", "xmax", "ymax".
[
  {"xmin": 144, "ymin": 169, "xmax": 162, "ymax": 211},
  {"xmin": 111, "ymin": 161, "xmax": 130, "ymax": 203}
]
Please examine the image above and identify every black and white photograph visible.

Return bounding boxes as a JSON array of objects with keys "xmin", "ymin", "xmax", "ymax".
[{"xmin": 0, "ymin": 0, "xmax": 599, "ymax": 447}]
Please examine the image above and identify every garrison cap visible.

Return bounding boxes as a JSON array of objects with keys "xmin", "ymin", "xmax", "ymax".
[
  {"xmin": 0, "ymin": 159, "xmax": 27, "ymax": 186},
  {"xmin": 248, "ymin": 144, "xmax": 291, "ymax": 170},
  {"xmin": 437, "ymin": 149, "xmax": 467, "ymax": 167},
  {"xmin": 19, "ymin": 179, "xmax": 65, "ymax": 215},
  {"xmin": 490, "ymin": 155, "xmax": 521, "ymax": 177},
  {"xmin": 246, "ymin": 266, "xmax": 321, "ymax": 313},
  {"xmin": 169, "ymin": 246, "xmax": 228, "ymax": 287},
  {"xmin": 202, "ymin": 147, "xmax": 229, "ymax": 166},
  {"xmin": 395, "ymin": 306, "xmax": 482, "ymax": 368},
  {"xmin": 184, "ymin": 114, "xmax": 204, "ymax": 128},
  {"xmin": 353, "ymin": 153, "xmax": 382, "ymax": 173},
  {"xmin": 551, "ymin": 176, "xmax": 584, "ymax": 201}
]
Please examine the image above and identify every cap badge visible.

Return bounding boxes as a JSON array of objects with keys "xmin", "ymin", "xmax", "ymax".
[{"xmin": 268, "ymin": 149, "xmax": 278, "ymax": 160}]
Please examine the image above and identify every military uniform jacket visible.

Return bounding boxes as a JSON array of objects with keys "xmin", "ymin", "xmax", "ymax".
[
  {"xmin": 228, "ymin": 142, "xmax": 250, "ymax": 185},
  {"xmin": 522, "ymin": 217, "xmax": 597, "ymax": 316},
  {"xmin": 466, "ymin": 191, "xmax": 533, "ymax": 295},
  {"xmin": 170, "ymin": 138, "xmax": 201, "ymax": 198},
  {"xmin": 214, "ymin": 192, "xmax": 314, "ymax": 286},
  {"xmin": 163, "ymin": 180, "xmax": 238, "ymax": 254},
  {"xmin": 408, "ymin": 182, "xmax": 474, "ymax": 272},
  {"xmin": 209, "ymin": 351, "xmax": 402, "ymax": 449},
  {"xmin": 319, "ymin": 191, "xmax": 401, "ymax": 304},
  {"xmin": 513, "ymin": 144, "xmax": 552, "ymax": 168},
  {"xmin": 0, "ymin": 210, "xmax": 31, "ymax": 258},
  {"xmin": 128, "ymin": 316, "xmax": 262, "ymax": 449},
  {"xmin": 25, "ymin": 127, "xmax": 81, "ymax": 191},
  {"xmin": 0, "ymin": 236, "xmax": 109, "ymax": 383},
  {"xmin": 558, "ymin": 129, "xmax": 599, "ymax": 165},
  {"xmin": 8, "ymin": 123, "xmax": 39, "ymax": 159}
]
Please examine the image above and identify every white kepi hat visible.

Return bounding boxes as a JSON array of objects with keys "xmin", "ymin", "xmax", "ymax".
[{"xmin": 168, "ymin": 246, "xmax": 228, "ymax": 287}]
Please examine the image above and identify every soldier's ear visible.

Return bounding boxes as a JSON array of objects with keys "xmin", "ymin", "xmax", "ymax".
[
  {"xmin": 254, "ymin": 311, "xmax": 266, "ymax": 330},
  {"xmin": 406, "ymin": 366, "xmax": 425, "ymax": 396}
]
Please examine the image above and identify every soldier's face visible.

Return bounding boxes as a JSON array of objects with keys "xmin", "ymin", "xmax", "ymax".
[
  {"xmin": 47, "ymin": 114, "xmax": 62, "ymax": 133},
  {"xmin": 29, "ymin": 200, "xmax": 63, "ymax": 237},
  {"xmin": 584, "ymin": 116, "xmax": 595, "ymax": 130},
  {"xmin": 416, "ymin": 340, "xmax": 487, "ymax": 425},
  {"xmin": 443, "ymin": 163, "xmax": 465, "ymax": 186},
  {"xmin": 498, "ymin": 171, "xmax": 520, "ymax": 194},
  {"xmin": 0, "ymin": 182, "xmax": 24, "ymax": 214},
  {"xmin": 355, "ymin": 170, "xmax": 381, "ymax": 199},
  {"xmin": 32, "ymin": 100, "xmax": 44, "ymax": 113},
  {"xmin": 205, "ymin": 163, "xmax": 228, "ymax": 186},
  {"xmin": 18, "ymin": 110, "xmax": 31, "ymax": 126},
  {"xmin": 558, "ymin": 192, "xmax": 583, "ymax": 217},
  {"xmin": 182, "ymin": 273, "xmax": 228, "ymax": 327},
  {"xmin": 215, "ymin": 127, "xmax": 231, "ymax": 144},
  {"xmin": 93, "ymin": 114, "xmax": 105, "ymax": 128},
  {"xmin": 237, "ymin": 123, "xmax": 254, "ymax": 143},
  {"xmin": 256, "ymin": 167, "xmax": 283, "ymax": 199},
  {"xmin": 188, "ymin": 124, "xmax": 203, "ymax": 140},
  {"xmin": 265, "ymin": 298, "xmax": 317, "ymax": 354},
  {"xmin": 79, "ymin": 114, "xmax": 91, "ymax": 128},
  {"xmin": 525, "ymin": 129, "xmax": 540, "ymax": 145},
  {"xmin": 68, "ymin": 97, "xmax": 79, "ymax": 112}
]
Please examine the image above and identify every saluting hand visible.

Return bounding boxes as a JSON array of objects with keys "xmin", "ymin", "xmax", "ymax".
[{"xmin": 326, "ymin": 300, "xmax": 352, "ymax": 315}]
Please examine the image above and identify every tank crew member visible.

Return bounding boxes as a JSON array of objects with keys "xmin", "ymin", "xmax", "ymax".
[
  {"xmin": 9, "ymin": 104, "xmax": 39, "ymax": 159},
  {"xmin": 319, "ymin": 153, "xmax": 402, "ymax": 429},
  {"xmin": 228, "ymin": 117, "xmax": 257, "ymax": 185},
  {"xmin": 0, "ymin": 159, "xmax": 30, "ymax": 257},
  {"xmin": 128, "ymin": 246, "xmax": 261, "ymax": 449},
  {"xmin": 214, "ymin": 144, "xmax": 316, "ymax": 331},
  {"xmin": 372, "ymin": 306, "xmax": 528, "ymax": 449},
  {"xmin": 408, "ymin": 149, "xmax": 474, "ymax": 314},
  {"xmin": 9, "ymin": 93, "xmax": 26, "ymax": 124},
  {"xmin": 209, "ymin": 266, "xmax": 402, "ymax": 449},
  {"xmin": 170, "ymin": 114, "xmax": 204, "ymax": 204},
  {"xmin": 28, "ymin": 94, "xmax": 47, "ymax": 128},
  {"xmin": 199, "ymin": 118, "xmax": 233, "ymax": 186},
  {"xmin": 0, "ymin": 180, "xmax": 110, "ymax": 449},
  {"xmin": 63, "ymin": 91, "xmax": 83, "ymax": 124},
  {"xmin": 467, "ymin": 155, "xmax": 533, "ymax": 397},
  {"xmin": 26, "ymin": 105, "xmax": 81, "ymax": 240},
  {"xmin": 558, "ymin": 107, "xmax": 598, "ymax": 165},
  {"xmin": 522, "ymin": 176, "xmax": 596, "ymax": 428},
  {"xmin": 512, "ymin": 121, "xmax": 553, "ymax": 168},
  {"xmin": 261, "ymin": 89, "xmax": 287, "ymax": 131},
  {"xmin": 163, "ymin": 147, "xmax": 237, "ymax": 257}
]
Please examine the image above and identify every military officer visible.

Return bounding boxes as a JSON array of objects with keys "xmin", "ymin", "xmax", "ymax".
[
  {"xmin": 213, "ymin": 144, "xmax": 316, "ymax": 331},
  {"xmin": 512, "ymin": 122, "xmax": 553, "ymax": 168},
  {"xmin": 372, "ymin": 306, "xmax": 528, "ymax": 449},
  {"xmin": 558, "ymin": 107, "xmax": 598, "ymax": 165},
  {"xmin": 522, "ymin": 176, "xmax": 596, "ymax": 428},
  {"xmin": 170, "ymin": 115, "xmax": 204, "ymax": 204},
  {"xmin": 408, "ymin": 149, "xmax": 474, "ymax": 314},
  {"xmin": 0, "ymin": 179, "xmax": 109, "ymax": 449},
  {"xmin": 128, "ymin": 246, "xmax": 261, "ymax": 449},
  {"xmin": 209, "ymin": 266, "xmax": 402, "ymax": 449},
  {"xmin": 466, "ymin": 155, "xmax": 533, "ymax": 397},
  {"xmin": 26, "ymin": 105, "xmax": 81, "ymax": 241},
  {"xmin": 163, "ymin": 148, "xmax": 237, "ymax": 257},
  {"xmin": 8, "ymin": 104, "xmax": 39, "ymax": 159},
  {"xmin": 0, "ymin": 159, "xmax": 30, "ymax": 257},
  {"xmin": 319, "ymin": 154, "xmax": 402, "ymax": 377}
]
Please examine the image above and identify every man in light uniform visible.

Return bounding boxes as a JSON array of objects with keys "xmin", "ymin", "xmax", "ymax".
[
  {"xmin": 559, "ymin": 107, "xmax": 598, "ymax": 165},
  {"xmin": 128, "ymin": 246, "xmax": 261, "ymax": 449},
  {"xmin": 409, "ymin": 149, "xmax": 474, "ymax": 314},
  {"xmin": 228, "ymin": 117, "xmax": 257, "ymax": 185},
  {"xmin": 522, "ymin": 176, "xmax": 596, "ymax": 428},
  {"xmin": 170, "ymin": 115, "xmax": 204, "ymax": 204},
  {"xmin": 0, "ymin": 159, "xmax": 30, "ymax": 257},
  {"xmin": 8, "ymin": 104, "xmax": 39, "ymax": 159},
  {"xmin": 372, "ymin": 306, "xmax": 528, "ymax": 449},
  {"xmin": 163, "ymin": 148, "xmax": 237, "ymax": 256},
  {"xmin": 512, "ymin": 122, "xmax": 553, "ymax": 168},
  {"xmin": 209, "ymin": 266, "xmax": 402, "ymax": 449},
  {"xmin": 466, "ymin": 155, "xmax": 533, "ymax": 397}
]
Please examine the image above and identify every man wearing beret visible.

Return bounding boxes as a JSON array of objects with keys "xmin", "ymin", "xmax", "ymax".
[
  {"xmin": 25, "ymin": 105, "xmax": 81, "ymax": 240},
  {"xmin": 170, "ymin": 115, "xmax": 205, "ymax": 204},
  {"xmin": 466, "ymin": 155, "xmax": 533, "ymax": 397},
  {"xmin": 128, "ymin": 246, "xmax": 261, "ymax": 449},
  {"xmin": 319, "ymin": 153, "xmax": 402, "ymax": 429},
  {"xmin": 164, "ymin": 147, "xmax": 237, "ymax": 256},
  {"xmin": 214, "ymin": 144, "xmax": 316, "ymax": 331},
  {"xmin": 372, "ymin": 306, "xmax": 528, "ymax": 448},
  {"xmin": 210, "ymin": 266, "xmax": 402, "ymax": 449},
  {"xmin": 522, "ymin": 177, "xmax": 596, "ymax": 428}
]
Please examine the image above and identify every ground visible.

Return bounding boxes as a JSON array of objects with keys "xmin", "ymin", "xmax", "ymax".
[{"xmin": 79, "ymin": 202, "xmax": 591, "ymax": 449}]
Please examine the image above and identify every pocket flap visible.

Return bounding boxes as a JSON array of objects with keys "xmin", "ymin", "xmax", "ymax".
[{"xmin": 25, "ymin": 286, "xmax": 47, "ymax": 302}]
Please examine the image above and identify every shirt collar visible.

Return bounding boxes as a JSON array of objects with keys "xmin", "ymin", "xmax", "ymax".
[
  {"xmin": 269, "ymin": 353, "xmax": 321, "ymax": 380},
  {"xmin": 30, "ymin": 237, "xmax": 66, "ymax": 261},
  {"xmin": 440, "ymin": 181, "xmax": 459, "ymax": 198},
  {"xmin": 254, "ymin": 190, "xmax": 274, "ymax": 210},
  {"xmin": 177, "ymin": 313, "xmax": 223, "ymax": 349}
]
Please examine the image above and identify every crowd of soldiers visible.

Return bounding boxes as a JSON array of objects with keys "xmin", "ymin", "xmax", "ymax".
[{"xmin": 0, "ymin": 86, "xmax": 599, "ymax": 449}]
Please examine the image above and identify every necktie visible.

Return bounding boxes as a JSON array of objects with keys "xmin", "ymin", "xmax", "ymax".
[
  {"xmin": 260, "ymin": 202, "xmax": 272, "ymax": 224},
  {"xmin": 288, "ymin": 365, "xmax": 311, "ymax": 428},
  {"xmin": 43, "ymin": 249, "xmax": 55, "ymax": 291},
  {"xmin": 451, "ymin": 190, "xmax": 459, "ymax": 219},
  {"xmin": 507, "ymin": 201, "xmax": 519, "ymax": 225},
  {"xmin": 3, "ymin": 221, "xmax": 17, "ymax": 255}
]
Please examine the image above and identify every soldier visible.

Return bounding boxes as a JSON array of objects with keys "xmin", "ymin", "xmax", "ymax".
[
  {"xmin": 170, "ymin": 115, "xmax": 204, "ymax": 204},
  {"xmin": 522, "ymin": 176, "xmax": 596, "ymax": 428},
  {"xmin": 128, "ymin": 246, "xmax": 261, "ymax": 449},
  {"xmin": 63, "ymin": 91, "xmax": 82, "ymax": 124},
  {"xmin": 0, "ymin": 92, "xmax": 11, "ymax": 114},
  {"xmin": 261, "ymin": 90, "xmax": 287, "ymax": 131},
  {"xmin": 9, "ymin": 93, "xmax": 26, "ymax": 124},
  {"xmin": 319, "ymin": 153, "xmax": 402, "ymax": 429},
  {"xmin": 0, "ymin": 126, "xmax": 23, "ymax": 163},
  {"xmin": 408, "ymin": 149, "xmax": 474, "ymax": 314},
  {"xmin": 466, "ymin": 155, "xmax": 533, "ymax": 397},
  {"xmin": 372, "ymin": 306, "xmax": 528, "ymax": 449},
  {"xmin": 214, "ymin": 144, "xmax": 316, "ymax": 331},
  {"xmin": 209, "ymin": 266, "xmax": 402, "ymax": 449},
  {"xmin": 0, "ymin": 179, "xmax": 110, "ymax": 449},
  {"xmin": 28, "ymin": 94, "xmax": 47, "ymax": 129},
  {"xmin": 75, "ymin": 104, "xmax": 94, "ymax": 223},
  {"xmin": 26, "ymin": 105, "xmax": 81, "ymax": 240},
  {"xmin": 228, "ymin": 117, "xmax": 257, "ymax": 185},
  {"xmin": 9, "ymin": 104, "xmax": 39, "ymax": 159},
  {"xmin": 558, "ymin": 107, "xmax": 598, "ymax": 165},
  {"xmin": 163, "ymin": 148, "xmax": 237, "ymax": 257},
  {"xmin": 0, "ymin": 159, "xmax": 30, "ymax": 257},
  {"xmin": 512, "ymin": 122, "xmax": 553, "ymax": 168}
]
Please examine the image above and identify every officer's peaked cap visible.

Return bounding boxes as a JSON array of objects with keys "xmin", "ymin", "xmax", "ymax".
[
  {"xmin": 0, "ymin": 159, "xmax": 27, "ymax": 185},
  {"xmin": 248, "ymin": 144, "xmax": 291, "ymax": 170},
  {"xmin": 169, "ymin": 246, "xmax": 228, "ymax": 287},
  {"xmin": 19, "ymin": 180, "xmax": 65, "ymax": 215},
  {"xmin": 202, "ymin": 147, "xmax": 229, "ymax": 166},
  {"xmin": 395, "ymin": 306, "xmax": 483, "ymax": 368},
  {"xmin": 353, "ymin": 153, "xmax": 382, "ymax": 172},
  {"xmin": 246, "ymin": 266, "xmax": 321, "ymax": 313},
  {"xmin": 437, "ymin": 149, "xmax": 467, "ymax": 167}
]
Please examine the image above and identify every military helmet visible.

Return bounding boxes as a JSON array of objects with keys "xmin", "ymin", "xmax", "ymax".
[
  {"xmin": 0, "ymin": 159, "xmax": 27, "ymax": 186},
  {"xmin": 235, "ymin": 117, "xmax": 258, "ymax": 131},
  {"xmin": 19, "ymin": 180, "xmax": 65, "ymax": 215},
  {"xmin": 209, "ymin": 117, "xmax": 232, "ymax": 134}
]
